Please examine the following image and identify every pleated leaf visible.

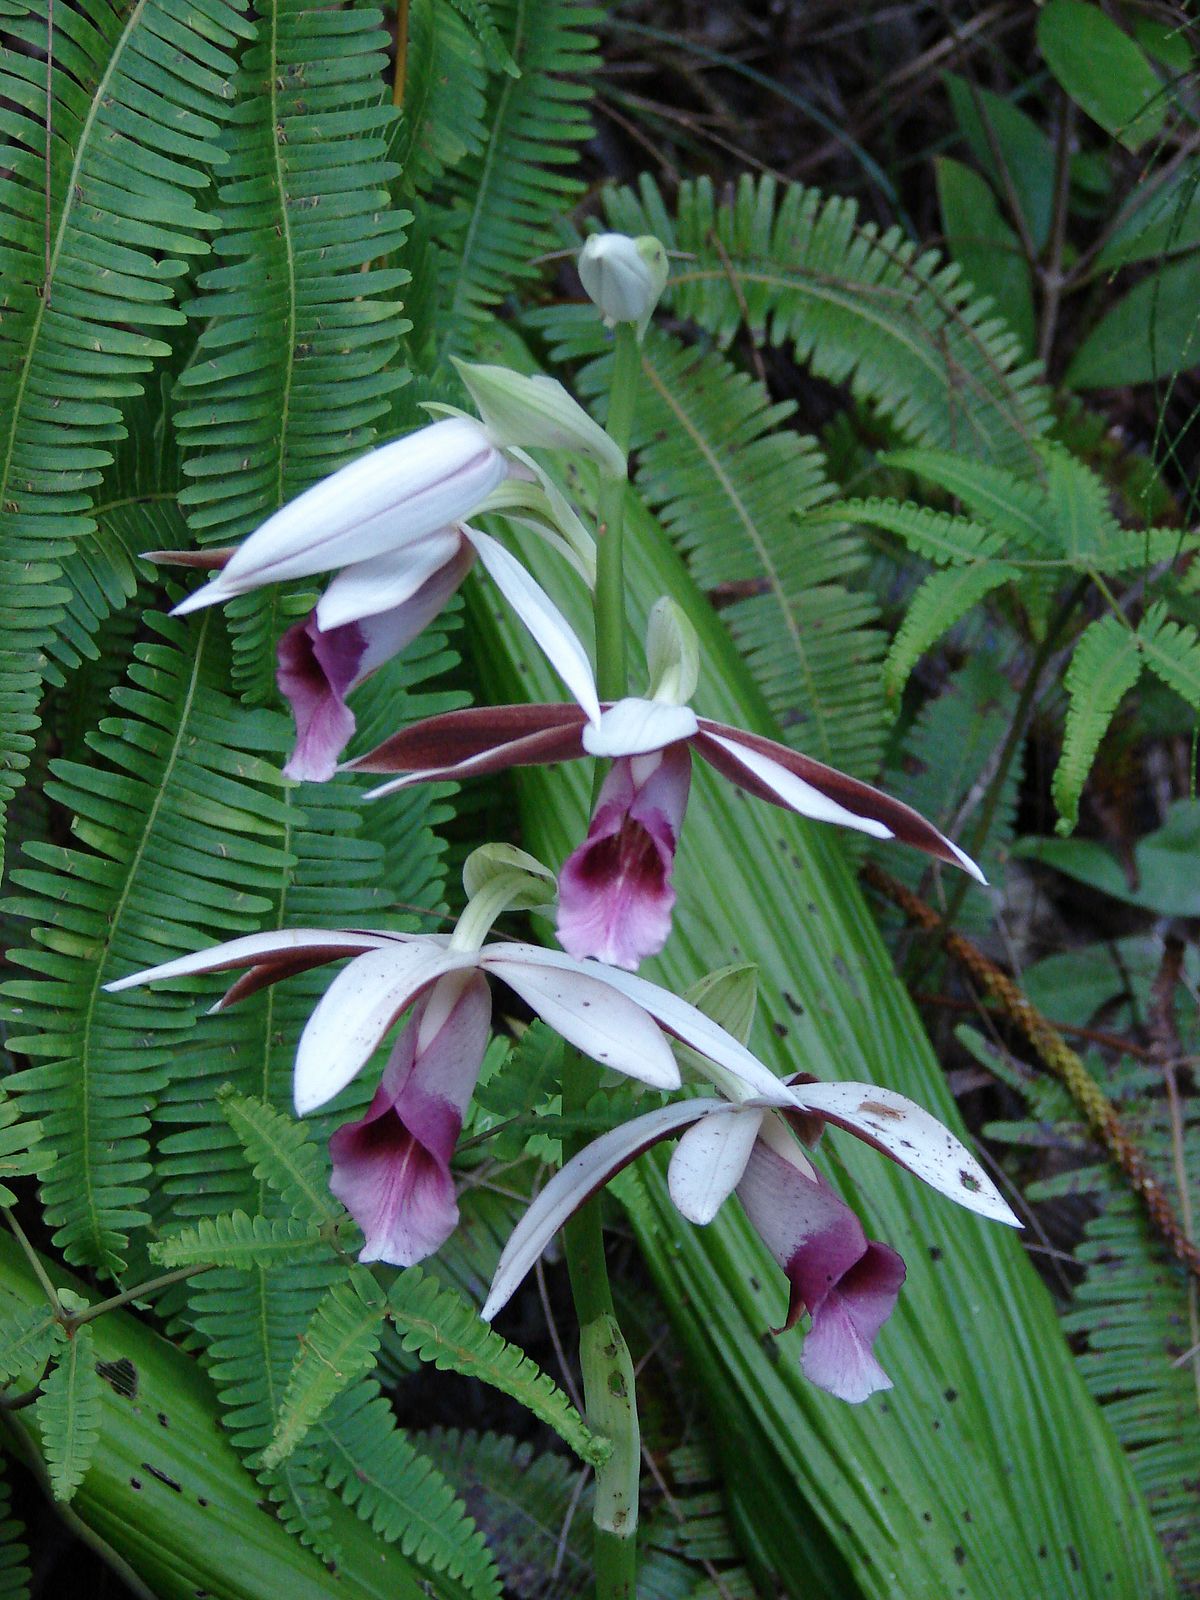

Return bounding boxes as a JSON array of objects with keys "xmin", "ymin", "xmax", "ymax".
[
  {"xmin": 0, "ymin": 0, "xmax": 249, "ymax": 861},
  {"xmin": 175, "ymin": 0, "xmax": 411, "ymax": 702}
]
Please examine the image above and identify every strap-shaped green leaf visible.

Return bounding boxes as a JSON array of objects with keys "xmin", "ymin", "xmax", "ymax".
[
  {"xmin": 262, "ymin": 1271, "xmax": 386, "ymax": 1469},
  {"xmin": 35, "ymin": 1323, "xmax": 101, "ymax": 1502},
  {"xmin": 151, "ymin": 1211, "xmax": 325, "ymax": 1270},
  {"xmin": 388, "ymin": 1269, "xmax": 604, "ymax": 1465}
]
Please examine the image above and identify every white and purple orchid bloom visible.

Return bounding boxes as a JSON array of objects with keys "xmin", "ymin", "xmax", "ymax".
[
  {"xmin": 483, "ymin": 1086, "xmax": 1015, "ymax": 1403},
  {"xmin": 345, "ymin": 694, "xmax": 985, "ymax": 966},
  {"xmin": 328, "ymin": 969, "xmax": 492, "ymax": 1266}
]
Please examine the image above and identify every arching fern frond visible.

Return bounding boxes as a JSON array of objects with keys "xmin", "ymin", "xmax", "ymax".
[
  {"xmin": 0, "ymin": 1304, "xmax": 61, "ymax": 1384},
  {"xmin": 0, "ymin": 0, "xmax": 250, "ymax": 862},
  {"xmin": 811, "ymin": 497, "xmax": 1005, "ymax": 564},
  {"xmin": 2, "ymin": 610, "xmax": 293, "ymax": 1275},
  {"xmin": 218, "ymin": 1090, "xmax": 341, "ymax": 1228},
  {"xmin": 151, "ymin": 1210, "xmax": 324, "ymax": 1269},
  {"xmin": 175, "ymin": 0, "xmax": 410, "ymax": 702},
  {"xmin": 1138, "ymin": 601, "xmax": 1200, "ymax": 705},
  {"xmin": 884, "ymin": 563, "xmax": 1016, "ymax": 700},
  {"xmin": 440, "ymin": 0, "xmax": 600, "ymax": 332},
  {"xmin": 393, "ymin": 0, "xmax": 488, "ymax": 197},
  {"xmin": 35, "ymin": 1318, "xmax": 100, "ymax": 1502},
  {"xmin": 1054, "ymin": 615, "xmax": 1143, "ymax": 832},
  {"xmin": 444, "ymin": 0, "xmax": 518, "ymax": 78},
  {"xmin": 602, "ymin": 174, "xmax": 1051, "ymax": 470}
]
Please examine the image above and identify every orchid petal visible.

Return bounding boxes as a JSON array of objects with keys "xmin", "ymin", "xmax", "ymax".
[
  {"xmin": 695, "ymin": 721, "xmax": 987, "ymax": 883},
  {"xmin": 315, "ymin": 528, "xmax": 466, "ymax": 630},
  {"xmin": 668, "ymin": 1106, "xmax": 763, "ymax": 1224},
  {"xmin": 172, "ymin": 419, "xmax": 506, "ymax": 612},
  {"xmin": 700, "ymin": 732, "xmax": 894, "ymax": 838},
  {"xmin": 480, "ymin": 947, "xmax": 680, "ymax": 1089},
  {"xmin": 293, "ymin": 942, "xmax": 473, "ymax": 1114},
  {"xmin": 351, "ymin": 705, "xmax": 590, "ymax": 797},
  {"xmin": 103, "ymin": 928, "xmax": 393, "ymax": 993},
  {"xmin": 789, "ymin": 1080, "xmax": 1020, "ymax": 1226},
  {"xmin": 582, "ymin": 698, "xmax": 699, "ymax": 758},
  {"xmin": 464, "ymin": 527, "xmax": 601, "ymax": 725},
  {"xmin": 482, "ymin": 1100, "xmax": 732, "ymax": 1320}
]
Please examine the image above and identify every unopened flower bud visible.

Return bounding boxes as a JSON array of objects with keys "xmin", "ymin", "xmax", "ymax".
[
  {"xmin": 645, "ymin": 596, "xmax": 700, "ymax": 705},
  {"xmin": 578, "ymin": 232, "xmax": 668, "ymax": 339},
  {"xmin": 454, "ymin": 359, "xmax": 626, "ymax": 478}
]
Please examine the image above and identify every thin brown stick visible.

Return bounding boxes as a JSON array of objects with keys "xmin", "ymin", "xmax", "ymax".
[{"xmin": 864, "ymin": 861, "xmax": 1200, "ymax": 1284}]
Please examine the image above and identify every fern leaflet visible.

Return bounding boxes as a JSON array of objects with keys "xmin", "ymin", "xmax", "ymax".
[
  {"xmin": 0, "ymin": 1305, "xmax": 62, "ymax": 1384},
  {"xmin": 1137, "ymin": 602, "xmax": 1200, "ymax": 707},
  {"xmin": 885, "ymin": 563, "xmax": 1016, "ymax": 700},
  {"xmin": 218, "ymin": 1090, "xmax": 341, "ymax": 1229},
  {"xmin": 0, "ymin": 1456, "xmax": 30, "ymax": 1600},
  {"xmin": 263, "ymin": 1270, "xmax": 386, "ymax": 1469},
  {"xmin": 0, "ymin": 1089, "xmax": 45, "ymax": 1207},
  {"xmin": 1053, "ymin": 615, "xmax": 1143, "ymax": 832},
  {"xmin": 151, "ymin": 1211, "xmax": 325, "ymax": 1270},
  {"xmin": 35, "ymin": 1322, "xmax": 100, "ymax": 1502}
]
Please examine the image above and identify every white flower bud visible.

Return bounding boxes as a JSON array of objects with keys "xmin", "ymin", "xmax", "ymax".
[
  {"xmin": 645, "ymin": 595, "xmax": 700, "ymax": 706},
  {"xmin": 578, "ymin": 232, "xmax": 668, "ymax": 339},
  {"xmin": 454, "ymin": 359, "xmax": 626, "ymax": 479}
]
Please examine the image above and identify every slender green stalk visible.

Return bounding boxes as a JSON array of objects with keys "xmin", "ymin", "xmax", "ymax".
[
  {"xmin": 561, "ymin": 318, "xmax": 643, "ymax": 1599},
  {"xmin": 3, "ymin": 1207, "xmax": 63, "ymax": 1317}
]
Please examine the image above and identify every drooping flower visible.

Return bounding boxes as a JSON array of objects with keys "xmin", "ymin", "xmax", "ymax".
[
  {"xmin": 556, "ymin": 745, "xmax": 691, "ymax": 968},
  {"xmin": 482, "ymin": 1088, "xmax": 1013, "ymax": 1402},
  {"xmin": 346, "ymin": 694, "xmax": 986, "ymax": 883},
  {"xmin": 328, "ymin": 970, "xmax": 491, "ymax": 1267},
  {"xmin": 172, "ymin": 416, "xmax": 509, "ymax": 614}
]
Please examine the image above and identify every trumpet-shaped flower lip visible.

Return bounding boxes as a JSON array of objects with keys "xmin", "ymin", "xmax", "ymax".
[
  {"xmin": 172, "ymin": 418, "xmax": 507, "ymax": 614},
  {"xmin": 328, "ymin": 971, "xmax": 491, "ymax": 1267},
  {"xmin": 346, "ymin": 699, "xmax": 987, "ymax": 884},
  {"xmin": 557, "ymin": 747, "xmax": 691, "ymax": 969}
]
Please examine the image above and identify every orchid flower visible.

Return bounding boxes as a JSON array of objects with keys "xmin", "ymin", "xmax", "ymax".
[
  {"xmin": 328, "ymin": 969, "xmax": 492, "ymax": 1267},
  {"xmin": 482, "ymin": 1086, "xmax": 1015, "ymax": 1402},
  {"xmin": 345, "ymin": 621, "xmax": 984, "ymax": 966}
]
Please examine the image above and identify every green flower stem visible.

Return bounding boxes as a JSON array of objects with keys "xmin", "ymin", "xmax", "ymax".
[{"xmin": 561, "ymin": 317, "xmax": 643, "ymax": 1598}]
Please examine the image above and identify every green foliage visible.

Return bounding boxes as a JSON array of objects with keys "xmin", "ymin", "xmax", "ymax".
[
  {"xmin": 393, "ymin": 0, "xmax": 489, "ymax": 198},
  {"xmin": 601, "ymin": 172, "xmax": 1051, "ymax": 468},
  {"xmin": 0, "ymin": 1089, "xmax": 45, "ymax": 1207},
  {"xmin": 263, "ymin": 1270, "xmax": 386, "ymax": 1470},
  {"xmin": 1038, "ymin": 0, "xmax": 1166, "ymax": 151},
  {"xmin": 0, "ymin": 1456, "xmax": 30, "ymax": 1600},
  {"xmin": 218, "ymin": 1089, "xmax": 342, "ymax": 1228},
  {"xmin": 2, "ymin": 610, "xmax": 293, "ymax": 1274},
  {"xmin": 151, "ymin": 1210, "xmax": 324, "ymax": 1269},
  {"xmin": 1054, "ymin": 615, "xmax": 1143, "ymax": 830},
  {"xmin": 0, "ymin": 0, "xmax": 251, "ymax": 864},
  {"xmin": 0, "ymin": 1303, "xmax": 62, "ymax": 1384},
  {"xmin": 388, "ymin": 1268, "xmax": 602, "ymax": 1464},
  {"xmin": 935, "ymin": 156, "xmax": 1034, "ymax": 355},
  {"xmin": 174, "ymin": 0, "xmax": 411, "ymax": 703},
  {"xmin": 35, "ymin": 1322, "xmax": 100, "ymax": 1502},
  {"xmin": 444, "ymin": 0, "xmax": 518, "ymax": 78},
  {"xmin": 440, "ymin": 0, "xmax": 601, "ymax": 330}
]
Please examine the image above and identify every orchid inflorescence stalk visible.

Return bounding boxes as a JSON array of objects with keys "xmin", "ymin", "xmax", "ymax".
[{"xmin": 114, "ymin": 230, "xmax": 1019, "ymax": 1597}]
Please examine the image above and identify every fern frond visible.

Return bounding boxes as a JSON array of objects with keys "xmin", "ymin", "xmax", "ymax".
[
  {"xmin": 815, "ymin": 496, "xmax": 1005, "ymax": 564},
  {"xmin": 0, "ymin": 1456, "xmax": 30, "ymax": 1600},
  {"xmin": 175, "ymin": 0, "xmax": 410, "ymax": 702},
  {"xmin": 2, "ymin": 611, "xmax": 294, "ymax": 1274},
  {"xmin": 884, "ymin": 563, "xmax": 1015, "ymax": 700},
  {"xmin": 393, "ymin": 0, "xmax": 488, "ymax": 196},
  {"xmin": 218, "ymin": 1090, "xmax": 341, "ymax": 1229},
  {"xmin": 1053, "ymin": 615, "xmax": 1143, "ymax": 832},
  {"xmin": 262, "ymin": 1270, "xmax": 385, "ymax": 1469},
  {"xmin": 35, "ymin": 1323, "xmax": 100, "ymax": 1501},
  {"xmin": 882, "ymin": 447, "xmax": 1049, "ymax": 548},
  {"xmin": 1137, "ymin": 601, "xmax": 1200, "ymax": 707},
  {"xmin": 1043, "ymin": 446, "xmax": 1123, "ymax": 564},
  {"xmin": 442, "ymin": 0, "xmax": 600, "ymax": 327},
  {"xmin": 0, "ymin": 1088, "xmax": 46, "ymax": 1207},
  {"xmin": 387, "ymin": 1269, "xmax": 602, "ymax": 1464},
  {"xmin": 445, "ymin": 0, "xmax": 518, "ymax": 76},
  {"xmin": 0, "ymin": 1304, "xmax": 61, "ymax": 1384},
  {"xmin": 0, "ymin": 0, "xmax": 250, "ymax": 859},
  {"xmin": 151, "ymin": 1210, "xmax": 325, "ymax": 1270},
  {"xmin": 318, "ymin": 1383, "xmax": 502, "ymax": 1598},
  {"xmin": 602, "ymin": 173, "xmax": 1051, "ymax": 468}
]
